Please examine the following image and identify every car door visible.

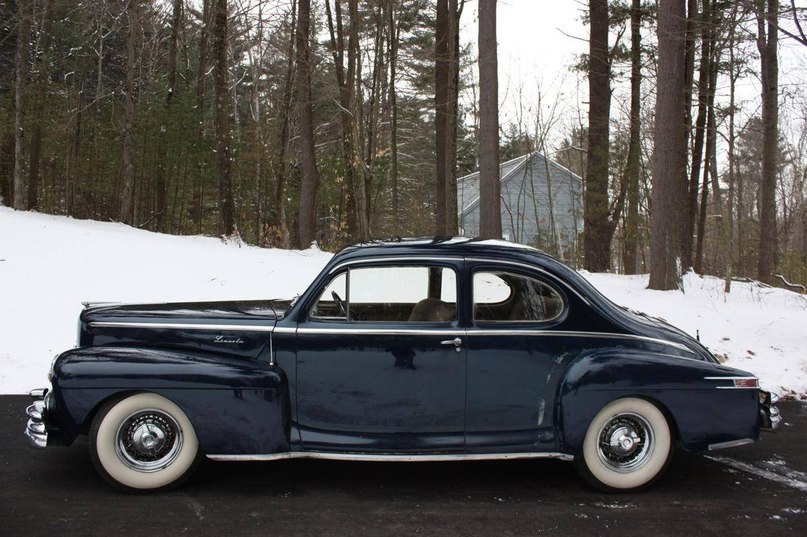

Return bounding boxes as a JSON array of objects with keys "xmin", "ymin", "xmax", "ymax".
[
  {"xmin": 464, "ymin": 266, "xmax": 569, "ymax": 453},
  {"xmin": 295, "ymin": 260, "xmax": 467, "ymax": 453}
]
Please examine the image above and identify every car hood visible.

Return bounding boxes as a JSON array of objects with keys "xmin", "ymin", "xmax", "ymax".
[{"xmin": 77, "ymin": 299, "xmax": 292, "ymax": 359}]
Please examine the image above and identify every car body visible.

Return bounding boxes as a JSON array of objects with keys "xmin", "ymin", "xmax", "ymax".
[{"xmin": 25, "ymin": 238, "xmax": 781, "ymax": 492}]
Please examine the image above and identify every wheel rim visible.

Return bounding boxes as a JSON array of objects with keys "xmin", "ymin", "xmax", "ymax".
[
  {"xmin": 115, "ymin": 409, "xmax": 183, "ymax": 472},
  {"xmin": 596, "ymin": 412, "xmax": 654, "ymax": 473}
]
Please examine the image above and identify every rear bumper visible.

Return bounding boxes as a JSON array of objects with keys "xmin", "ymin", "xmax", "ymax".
[{"xmin": 759, "ymin": 390, "xmax": 782, "ymax": 431}]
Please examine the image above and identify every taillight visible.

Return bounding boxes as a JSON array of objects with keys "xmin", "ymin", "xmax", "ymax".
[{"xmin": 733, "ymin": 378, "xmax": 759, "ymax": 389}]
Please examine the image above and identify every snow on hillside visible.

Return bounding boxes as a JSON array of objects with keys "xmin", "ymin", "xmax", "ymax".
[
  {"xmin": 1, "ymin": 207, "xmax": 805, "ymax": 397},
  {"xmin": 582, "ymin": 271, "xmax": 807, "ymax": 398}
]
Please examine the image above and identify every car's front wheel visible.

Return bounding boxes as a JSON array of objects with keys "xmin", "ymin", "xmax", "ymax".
[
  {"xmin": 576, "ymin": 397, "xmax": 673, "ymax": 492},
  {"xmin": 89, "ymin": 393, "xmax": 201, "ymax": 492}
]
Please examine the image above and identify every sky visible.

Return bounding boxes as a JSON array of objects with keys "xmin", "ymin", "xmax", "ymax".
[
  {"xmin": 460, "ymin": 1, "xmax": 589, "ymax": 141},
  {"xmin": 459, "ymin": 0, "xmax": 807, "ymax": 153}
]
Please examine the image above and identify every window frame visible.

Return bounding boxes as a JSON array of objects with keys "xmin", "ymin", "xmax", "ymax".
[
  {"xmin": 471, "ymin": 267, "xmax": 567, "ymax": 325},
  {"xmin": 308, "ymin": 262, "xmax": 460, "ymax": 325}
]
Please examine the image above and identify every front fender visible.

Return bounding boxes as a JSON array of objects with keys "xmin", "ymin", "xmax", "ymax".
[
  {"xmin": 51, "ymin": 347, "xmax": 289, "ymax": 454},
  {"xmin": 558, "ymin": 349, "xmax": 760, "ymax": 453}
]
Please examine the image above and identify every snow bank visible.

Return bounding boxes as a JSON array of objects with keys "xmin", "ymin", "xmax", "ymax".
[
  {"xmin": 1, "ymin": 207, "xmax": 805, "ymax": 397},
  {"xmin": 0, "ymin": 207, "xmax": 331, "ymax": 393}
]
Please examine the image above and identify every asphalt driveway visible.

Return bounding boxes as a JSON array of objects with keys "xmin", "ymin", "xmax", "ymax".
[{"xmin": 2, "ymin": 396, "xmax": 805, "ymax": 536}]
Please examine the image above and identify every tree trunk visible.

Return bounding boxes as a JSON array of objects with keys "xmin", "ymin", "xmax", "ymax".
[
  {"xmin": 12, "ymin": 0, "xmax": 31, "ymax": 210},
  {"xmin": 695, "ymin": 46, "xmax": 720, "ymax": 274},
  {"xmin": 434, "ymin": 0, "xmax": 461, "ymax": 236},
  {"xmin": 680, "ymin": 0, "xmax": 698, "ymax": 267},
  {"xmin": 445, "ymin": 0, "xmax": 461, "ymax": 236},
  {"xmin": 120, "ymin": 3, "xmax": 137, "ymax": 225},
  {"xmin": 583, "ymin": 0, "xmax": 612, "ymax": 271},
  {"xmin": 686, "ymin": 0, "xmax": 712, "ymax": 270},
  {"xmin": 477, "ymin": 0, "xmax": 501, "ymax": 239},
  {"xmin": 435, "ymin": 0, "xmax": 449, "ymax": 235},
  {"xmin": 270, "ymin": 0, "xmax": 296, "ymax": 246},
  {"xmin": 214, "ymin": 0, "xmax": 234, "ymax": 235},
  {"xmin": 724, "ymin": 3, "xmax": 739, "ymax": 293},
  {"xmin": 197, "ymin": 0, "xmax": 211, "ymax": 116},
  {"xmin": 649, "ymin": 0, "xmax": 688, "ymax": 290},
  {"xmin": 622, "ymin": 0, "xmax": 642, "ymax": 275},
  {"xmin": 27, "ymin": 122, "xmax": 41, "ymax": 210},
  {"xmin": 155, "ymin": 0, "xmax": 183, "ymax": 232},
  {"xmin": 756, "ymin": 0, "xmax": 779, "ymax": 284},
  {"xmin": 388, "ymin": 1, "xmax": 400, "ymax": 230},
  {"xmin": 296, "ymin": 0, "xmax": 320, "ymax": 247}
]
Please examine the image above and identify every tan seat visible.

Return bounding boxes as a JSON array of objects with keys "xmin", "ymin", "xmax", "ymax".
[{"xmin": 408, "ymin": 298, "xmax": 456, "ymax": 322}]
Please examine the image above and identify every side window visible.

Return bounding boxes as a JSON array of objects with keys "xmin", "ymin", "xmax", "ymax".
[
  {"xmin": 473, "ymin": 271, "xmax": 564, "ymax": 322},
  {"xmin": 311, "ymin": 266, "xmax": 457, "ymax": 323}
]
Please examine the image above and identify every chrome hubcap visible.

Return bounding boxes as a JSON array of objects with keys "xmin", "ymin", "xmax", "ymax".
[
  {"xmin": 115, "ymin": 410, "xmax": 183, "ymax": 472},
  {"xmin": 597, "ymin": 413, "xmax": 653, "ymax": 473}
]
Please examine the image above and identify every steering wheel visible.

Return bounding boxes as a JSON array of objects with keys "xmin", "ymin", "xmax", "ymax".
[{"xmin": 331, "ymin": 291, "xmax": 347, "ymax": 316}]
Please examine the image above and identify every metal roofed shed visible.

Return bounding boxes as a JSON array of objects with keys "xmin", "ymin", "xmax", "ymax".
[{"xmin": 457, "ymin": 152, "xmax": 583, "ymax": 262}]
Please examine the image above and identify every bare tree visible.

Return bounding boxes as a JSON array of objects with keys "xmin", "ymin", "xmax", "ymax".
[
  {"xmin": 649, "ymin": 0, "xmax": 689, "ymax": 290},
  {"xmin": 478, "ymin": 0, "xmax": 501, "ymax": 239},
  {"xmin": 296, "ymin": 0, "xmax": 320, "ymax": 247},
  {"xmin": 756, "ymin": 0, "xmax": 779, "ymax": 283}
]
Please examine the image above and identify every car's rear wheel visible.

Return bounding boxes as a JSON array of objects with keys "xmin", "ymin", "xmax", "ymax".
[
  {"xmin": 576, "ymin": 397, "xmax": 673, "ymax": 492},
  {"xmin": 89, "ymin": 393, "xmax": 201, "ymax": 492}
]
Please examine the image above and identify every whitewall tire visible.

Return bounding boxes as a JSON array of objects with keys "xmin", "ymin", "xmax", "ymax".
[
  {"xmin": 89, "ymin": 393, "xmax": 201, "ymax": 492},
  {"xmin": 576, "ymin": 397, "xmax": 673, "ymax": 492}
]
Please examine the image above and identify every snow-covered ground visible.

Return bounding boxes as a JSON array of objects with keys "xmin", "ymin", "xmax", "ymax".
[{"xmin": 1, "ymin": 206, "xmax": 805, "ymax": 397}]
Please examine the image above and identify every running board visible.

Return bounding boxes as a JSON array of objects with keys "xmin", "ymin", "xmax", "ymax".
[{"xmin": 206, "ymin": 451, "xmax": 574, "ymax": 462}]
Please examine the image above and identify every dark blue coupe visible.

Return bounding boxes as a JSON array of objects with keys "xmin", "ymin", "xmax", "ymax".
[{"xmin": 25, "ymin": 238, "xmax": 781, "ymax": 492}]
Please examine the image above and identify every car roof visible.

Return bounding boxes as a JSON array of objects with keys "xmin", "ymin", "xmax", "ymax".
[{"xmin": 332, "ymin": 237, "xmax": 561, "ymax": 268}]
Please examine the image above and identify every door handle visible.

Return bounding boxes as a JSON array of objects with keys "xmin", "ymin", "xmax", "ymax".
[{"xmin": 440, "ymin": 337, "xmax": 463, "ymax": 352}]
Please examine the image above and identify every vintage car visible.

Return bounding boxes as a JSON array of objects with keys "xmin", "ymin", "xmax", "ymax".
[{"xmin": 25, "ymin": 238, "xmax": 780, "ymax": 492}]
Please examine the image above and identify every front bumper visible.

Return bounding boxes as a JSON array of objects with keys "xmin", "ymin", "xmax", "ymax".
[
  {"xmin": 24, "ymin": 388, "xmax": 49, "ymax": 448},
  {"xmin": 759, "ymin": 390, "xmax": 782, "ymax": 431}
]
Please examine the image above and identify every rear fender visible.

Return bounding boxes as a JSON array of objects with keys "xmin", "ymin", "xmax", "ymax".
[{"xmin": 558, "ymin": 349, "xmax": 760, "ymax": 453}]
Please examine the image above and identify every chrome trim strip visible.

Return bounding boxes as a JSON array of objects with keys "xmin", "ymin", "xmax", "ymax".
[
  {"xmin": 329, "ymin": 256, "xmax": 465, "ymax": 274},
  {"xmin": 297, "ymin": 327, "xmax": 465, "ymax": 337},
  {"xmin": 703, "ymin": 376, "xmax": 759, "ymax": 381},
  {"xmin": 293, "ymin": 327, "xmax": 693, "ymax": 353},
  {"xmin": 707, "ymin": 438, "xmax": 754, "ymax": 451},
  {"xmin": 468, "ymin": 330, "xmax": 694, "ymax": 353},
  {"xmin": 704, "ymin": 376, "xmax": 759, "ymax": 389},
  {"xmin": 89, "ymin": 321, "xmax": 276, "ymax": 333},
  {"xmin": 207, "ymin": 451, "xmax": 574, "ymax": 463},
  {"xmin": 273, "ymin": 327, "xmax": 297, "ymax": 334}
]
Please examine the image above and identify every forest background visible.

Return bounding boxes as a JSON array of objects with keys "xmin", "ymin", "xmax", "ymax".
[{"xmin": 1, "ymin": 0, "xmax": 806, "ymax": 291}]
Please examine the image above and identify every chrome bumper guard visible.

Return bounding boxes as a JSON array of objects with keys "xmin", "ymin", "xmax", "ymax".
[
  {"xmin": 24, "ymin": 388, "xmax": 49, "ymax": 448},
  {"xmin": 759, "ymin": 390, "xmax": 782, "ymax": 431}
]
